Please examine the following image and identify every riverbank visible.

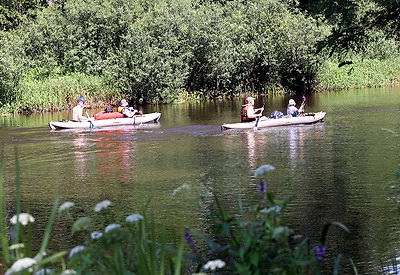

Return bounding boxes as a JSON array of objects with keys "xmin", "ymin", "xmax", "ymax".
[
  {"xmin": 2, "ymin": 55, "xmax": 400, "ymax": 115},
  {"xmin": 316, "ymin": 57, "xmax": 400, "ymax": 91}
]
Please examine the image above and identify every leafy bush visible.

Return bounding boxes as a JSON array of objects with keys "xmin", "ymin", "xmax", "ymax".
[
  {"xmin": 1, "ymin": 0, "xmax": 330, "ymax": 109},
  {"xmin": 0, "ymin": 31, "xmax": 27, "ymax": 110}
]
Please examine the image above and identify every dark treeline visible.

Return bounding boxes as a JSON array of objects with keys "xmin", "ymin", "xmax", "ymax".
[{"xmin": 0, "ymin": 0, "xmax": 399, "ymax": 112}]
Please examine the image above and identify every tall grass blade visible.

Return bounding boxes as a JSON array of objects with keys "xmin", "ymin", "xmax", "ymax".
[
  {"xmin": 333, "ymin": 254, "xmax": 343, "ymax": 275},
  {"xmin": 39, "ymin": 194, "xmax": 60, "ymax": 253},
  {"xmin": 0, "ymin": 148, "xmax": 10, "ymax": 266},
  {"xmin": 36, "ymin": 251, "xmax": 67, "ymax": 266},
  {"xmin": 349, "ymin": 257, "xmax": 359, "ymax": 274},
  {"xmin": 14, "ymin": 146, "xmax": 21, "ymax": 245},
  {"xmin": 158, "ymin": 226, "xmax": 166, "ymax": 275},
  {"xmin": 173, "ymin": 236, "xmax": 184, "ymax": 275}
]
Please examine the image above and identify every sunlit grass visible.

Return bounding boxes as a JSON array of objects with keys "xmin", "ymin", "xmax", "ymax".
[
  {"xmin": 12, "ymin": 73, "xmax": 121, "ymax": 113},
  {"xmin": 317, "ymin": 57, "xmax": 400, "ymax": 91}
]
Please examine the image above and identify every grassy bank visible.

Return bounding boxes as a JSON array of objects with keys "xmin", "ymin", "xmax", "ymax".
[
  {"xmin": 2, "ymin": 73, "xmax": 121, "ymax": 114},
  {"xmin": 316, "ymin": 57, "xmax": 400, "ymax": 91},
  {"xmin": 6, "ymin": 55, "xmax": 400, "ymax": 114}
]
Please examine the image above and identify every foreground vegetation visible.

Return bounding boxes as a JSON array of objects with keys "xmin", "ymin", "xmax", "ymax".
[
  {"xmin": 0, "ymin": 0, "xmax": 400, "ymax": 113},
  {"xmin": 1, "ymin": 161, "xmax": 357, "ymax": 274}
]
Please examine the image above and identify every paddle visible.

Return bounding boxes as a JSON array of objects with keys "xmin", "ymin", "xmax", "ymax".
[
  {"xmin": 299, "ymin": 95, "xmax": 315, "ymax": 117},
  {"xmin": 299, "ymin": 95, "xmax": 306, "ymax": 114},
  {"xmin": 254, "ymin": 104, "xmax": 265, "ymax": 130},
  {"xmin": 85, "ymin": 109, "xmax": 97, "ymax": 129}
]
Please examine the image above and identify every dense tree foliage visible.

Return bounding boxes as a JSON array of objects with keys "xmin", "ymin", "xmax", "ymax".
[
  {"xmin": 298, "ymin": 0, "xmax": 400, "ymax": 55},
  {"xmin": 0, "ymin": 0, "xmax": 327, "ymax": 107},
  {"xmin": 0, "ymin": 0, "xmax": 399, "ymax": 111},
  {"xmin": 0, "ymin": 0, "xmax": 50, "ymax": 31}
]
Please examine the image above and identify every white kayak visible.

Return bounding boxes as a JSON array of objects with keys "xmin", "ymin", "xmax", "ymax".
[
  {"xmin": 221, "ymin": 112, "xmax": 326, "ymax": 130},
  {"xmin": 49, "ymin": 112, "xmax": 161, "ymax": 130}
]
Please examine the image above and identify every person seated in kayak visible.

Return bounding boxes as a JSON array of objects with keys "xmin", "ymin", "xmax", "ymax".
[
  {"xmin": 118, "ymin": 99, "xmax": 138, "ymax": 118},
  {"xmin": 286, "ymin": 99, "xmax": 305, "ymax": 117},
  {"xmin": 241, "ymin": 96, "xmax": 265, "ymax": 122},
  {"xmin": 72, "ymin": 96, "xmax": 89, "ymax": 122}
]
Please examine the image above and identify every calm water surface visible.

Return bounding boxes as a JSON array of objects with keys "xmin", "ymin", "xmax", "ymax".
[{"xmin": 1, "ymin": 87, "xmax": 400, "ymax": 273}]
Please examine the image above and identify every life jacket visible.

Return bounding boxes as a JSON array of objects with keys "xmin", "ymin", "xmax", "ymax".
[
  {"xmin": 241, "ymin": 105, "xmax": 248, "ymax": 122},
  {"xmin": 241, "ymin": 105, "xmax": 255, "ymax": 122}
]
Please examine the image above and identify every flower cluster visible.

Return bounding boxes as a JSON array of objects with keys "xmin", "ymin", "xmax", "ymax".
[
  {"xmin": 204, "ymin": 259, "xmax": 226, "ymax": 271},
  {"xmin": 315, "ymin": 245, "xmax": 326, "ymax": 261},
  {"xmin": 126, "ymin": 214, "xmax": 144, "ymax": 223},
  {"xmin": 184, "ymin": 232, "xmax": 200, "ymax": 253},
  {"xmin": 58, "ymin": 201, "xmax": 75, "ymax": 213},
  {"xmin": 94, "ymin": 200, "xmax": 112, "ymax": 212},
  {"xmin": 105, "ymin": 223, "xmax": 121, "ymax": 233},
  {"xmin": 258, "ymin": 180, "xmax": 267, "ymax": 193},
  {"xmin": 10, "ymin": 213, "xmax": 35, "ymax": 226},
  {"xmin": 5, "ymin": 257, "xmax": 37, "ymax": 275},
  {"xmin": 69, "ymin": 245, "xmax": 85, "ymax": 259},
  {"xmin": 90, "ymin": 231, "xmax": 103, "ymax": 240}
]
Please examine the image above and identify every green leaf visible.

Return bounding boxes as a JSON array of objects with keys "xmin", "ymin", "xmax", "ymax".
[{"xmin": 72, "ymin": 217, "xmax": 92, "ymax": 233}]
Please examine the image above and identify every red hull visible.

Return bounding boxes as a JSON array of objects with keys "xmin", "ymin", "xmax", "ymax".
[{"xmin": 94, "ymin": 112, "xmax": 124, "ymax": 120}]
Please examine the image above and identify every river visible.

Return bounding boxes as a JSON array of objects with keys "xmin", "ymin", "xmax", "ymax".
[{"xmin": 1, "ymin": 87, "xmax": 400, "ymax": 273}]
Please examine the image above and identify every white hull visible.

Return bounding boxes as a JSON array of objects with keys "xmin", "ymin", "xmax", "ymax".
[
  {"xmin": 221, "ymin": 112, "xmax": 326, "ymax": 130},
  {"xmin": 49, "ymin": 112, "xmax": 161, "ymax": 130}
]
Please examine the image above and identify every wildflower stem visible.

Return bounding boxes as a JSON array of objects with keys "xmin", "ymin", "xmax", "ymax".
[
  {"xmin": 40, "ymin": 194, "xmax": 60, "ymax": 254},
  {"xmin": 113, "ymin": 244, "xmax": 124, "ymax": 275},
  {"xmin": 174, "ymin": 236, "xmax": 184, "ymax": 275},
  {"xmin": 0, "ymin": 149, "xmax": 10, "ymax": 267},
  {"xmin": 14, "ymin": 147, "xmax": 22, "ymax": 245}
]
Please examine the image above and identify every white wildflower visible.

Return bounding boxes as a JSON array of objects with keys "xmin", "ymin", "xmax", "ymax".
[
  {"xmin": 60, "ymin": 270, "xmax": 77, "ymax": 275},
  {"xmin": 94, "ymin": 200, "xmax": 112, "ymax": 212},
  {"xmin": 90, "ymin": 231, "xmax": 103, "ymax": 240},
  {"xmin": 5, "ymin": 257, "xmax": 37, "ymax": 275},
  {"xmin": 58, "ymin": 202, "xmax": 75, "ymax": 213},
  {"xmin": 259, "ymin": 205, "xmax": 282, "ymax": 214},
  {"xmin": 10, "ymin": 213, "xmax": 35, "ymax": 226},
  {"xmin": 9, "ymin": 243, "xmax": 24, "ymax": 250},
  {"xmin": 68, "ymin": 245, "xmax": 85, "ymax": 259},
  {"xmin": 204, "ymin": 259, "xmax": 226, "ymax": 271},
  {"xmin": 105, "ymin": 223, "xmax": 121, "ymax": 233},
  {"xmin": 35, "ymin": 268, "xmax": 53, "ymax": 275},
  {"xmin": 254, "ymin": 164, "xmax": 275, "ymax": 177},
  {"xmin": 126, "ymin": 214, "xmax": 144, "ymax": 223}
]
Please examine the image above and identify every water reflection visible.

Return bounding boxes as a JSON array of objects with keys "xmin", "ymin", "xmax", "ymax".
[
  {"xmin": 73, "ymin": 133, "xmax": 89, "ymax": 180},
  {"xmin": 240, "ymin": 130, "xmax": 268, "ymax": 169},
  {"xmin": 287, "ymin": 124, "xmax": 326, "ymax": 169},
  {"xmin": 94, "ymin": 129, "xmax": 135, "ymax": 184}
]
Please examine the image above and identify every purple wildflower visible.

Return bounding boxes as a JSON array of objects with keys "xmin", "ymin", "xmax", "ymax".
[
  {"xmin": 315, "ymin": 245, "xmax": 326, "ymax": 261},
  {"xmin": 258, "ymin": 180, "xmax": 267, "ymax": 193},
  {"xmin": 184, "ymin": 233, "xmax": 200, "ymax": 253}
]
